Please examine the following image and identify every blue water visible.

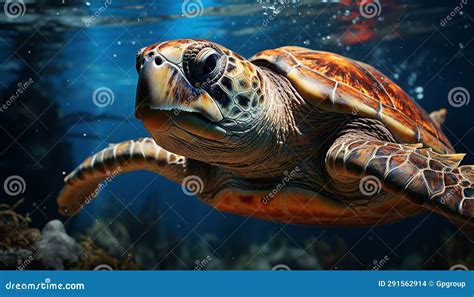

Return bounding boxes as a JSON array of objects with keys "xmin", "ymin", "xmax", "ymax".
[{"xmin": 0, "ymin": 0, "xmax": 472, "ymax": 269}]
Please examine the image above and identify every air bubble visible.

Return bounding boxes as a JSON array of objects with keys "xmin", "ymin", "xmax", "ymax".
[{"xmin": 414, "ymin": 86, "xmax": 423, "ymax": 93}]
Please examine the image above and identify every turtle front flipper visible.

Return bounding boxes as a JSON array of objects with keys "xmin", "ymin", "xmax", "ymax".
[
  {"xmin": 326, "ymin": 138, "xmax": 474, "ymax": 223},
  {"xmin": 57, "ymin": 138, "xmax": 187, "ymax": 216}
]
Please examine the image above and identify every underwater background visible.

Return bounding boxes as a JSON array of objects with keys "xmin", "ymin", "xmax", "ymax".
[{"xmin": 0, "ymin": 0, "xmax": 472, "ymax": 270}]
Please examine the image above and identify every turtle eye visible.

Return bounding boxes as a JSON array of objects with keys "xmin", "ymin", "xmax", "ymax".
[
  {"xmin": 188, "ymin": 48, "xmax": 225, "ymax": 84},
  {"xmin": 201, "ymin": 52, "xmax": 219, "ymax": 75}
]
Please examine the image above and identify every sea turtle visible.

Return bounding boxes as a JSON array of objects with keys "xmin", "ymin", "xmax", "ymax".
[{"xmin": 57, "ymin": 39, "xmax": 474, "ymax": 226}]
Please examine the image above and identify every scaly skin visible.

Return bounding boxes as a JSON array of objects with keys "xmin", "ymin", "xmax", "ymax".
[
  {"xmin": 326, "ymin": 136, "xmax": 474, "ymax": 221},
  {"xmin": 57, "ymin": 39, "xmax": 473, "ymax": 226},
  {"xmin": 58, "ymin": 138, "xmax": 188, "ymax": 215}
]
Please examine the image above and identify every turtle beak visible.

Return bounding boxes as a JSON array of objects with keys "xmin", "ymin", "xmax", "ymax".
[{"xmin": 135, "ymin": 55, "xmax": 223, "ymax": 123}]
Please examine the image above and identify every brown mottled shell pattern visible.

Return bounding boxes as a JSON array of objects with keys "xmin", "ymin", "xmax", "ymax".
[{"xmin": 250, "ymin": 46, "xmax": 454, "ymax": 154}]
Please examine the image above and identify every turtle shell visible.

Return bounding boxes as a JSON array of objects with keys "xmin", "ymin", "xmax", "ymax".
[{"xmin": 250, "ymin": 46, "xmax": 453, "ymax": 154}]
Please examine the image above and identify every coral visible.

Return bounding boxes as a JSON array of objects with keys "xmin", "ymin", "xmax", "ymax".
[
  {"xmin": 86, "ymin": 220, "xmax": 131, "ymax": 256},
  {"xmin": 79, "ymin": 191, "xmax": 174, "ymax": 269},
  {"xmin": 233, "ymin": 241, "xmax": 321, "ymax": 270},
  {"xmin": 69, "ymin": 237, "xmax": 138, "ymax": 270},
  {"xmin": 64, "ymin": 194, "xmax": 472, "ymax": 271},
  {"xmin": 0, "ymin": 200, "xmax": 138, "ymax": 270},
  {"xmin": 0, "ymin": 200, "xmax": 41, "ymax": 250}
]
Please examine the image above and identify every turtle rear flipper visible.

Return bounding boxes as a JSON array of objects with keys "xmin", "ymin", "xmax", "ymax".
[
  {"xmin": 326, "ymin": 138, "xmax": 474, "ymax": 223},
  {"xmin": 429, "ymin": 108, "xmax": 447, "ymax": 129},
  {"xmin": 57, "ymin": 138, "xmax": 187, "ymax": 216}
]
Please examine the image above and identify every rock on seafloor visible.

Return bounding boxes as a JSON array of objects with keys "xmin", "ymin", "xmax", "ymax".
[
  {"xmin": 36, "ymin": 220, "xmax": 83, "ymax": 269},
  {"xmin": 0, "ymin": 220, "xmax": 82, "ymax": 270}
]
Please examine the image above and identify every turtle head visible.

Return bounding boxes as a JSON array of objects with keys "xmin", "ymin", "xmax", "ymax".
[{"xmin": 135, "ymin": 39, "xmax": 268, "ymax": 165}]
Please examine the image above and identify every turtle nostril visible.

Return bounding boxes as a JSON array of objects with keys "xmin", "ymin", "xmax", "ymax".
[{"xmin": 154, "ymin": 56, "xmax": 163, "ymax": 66}]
